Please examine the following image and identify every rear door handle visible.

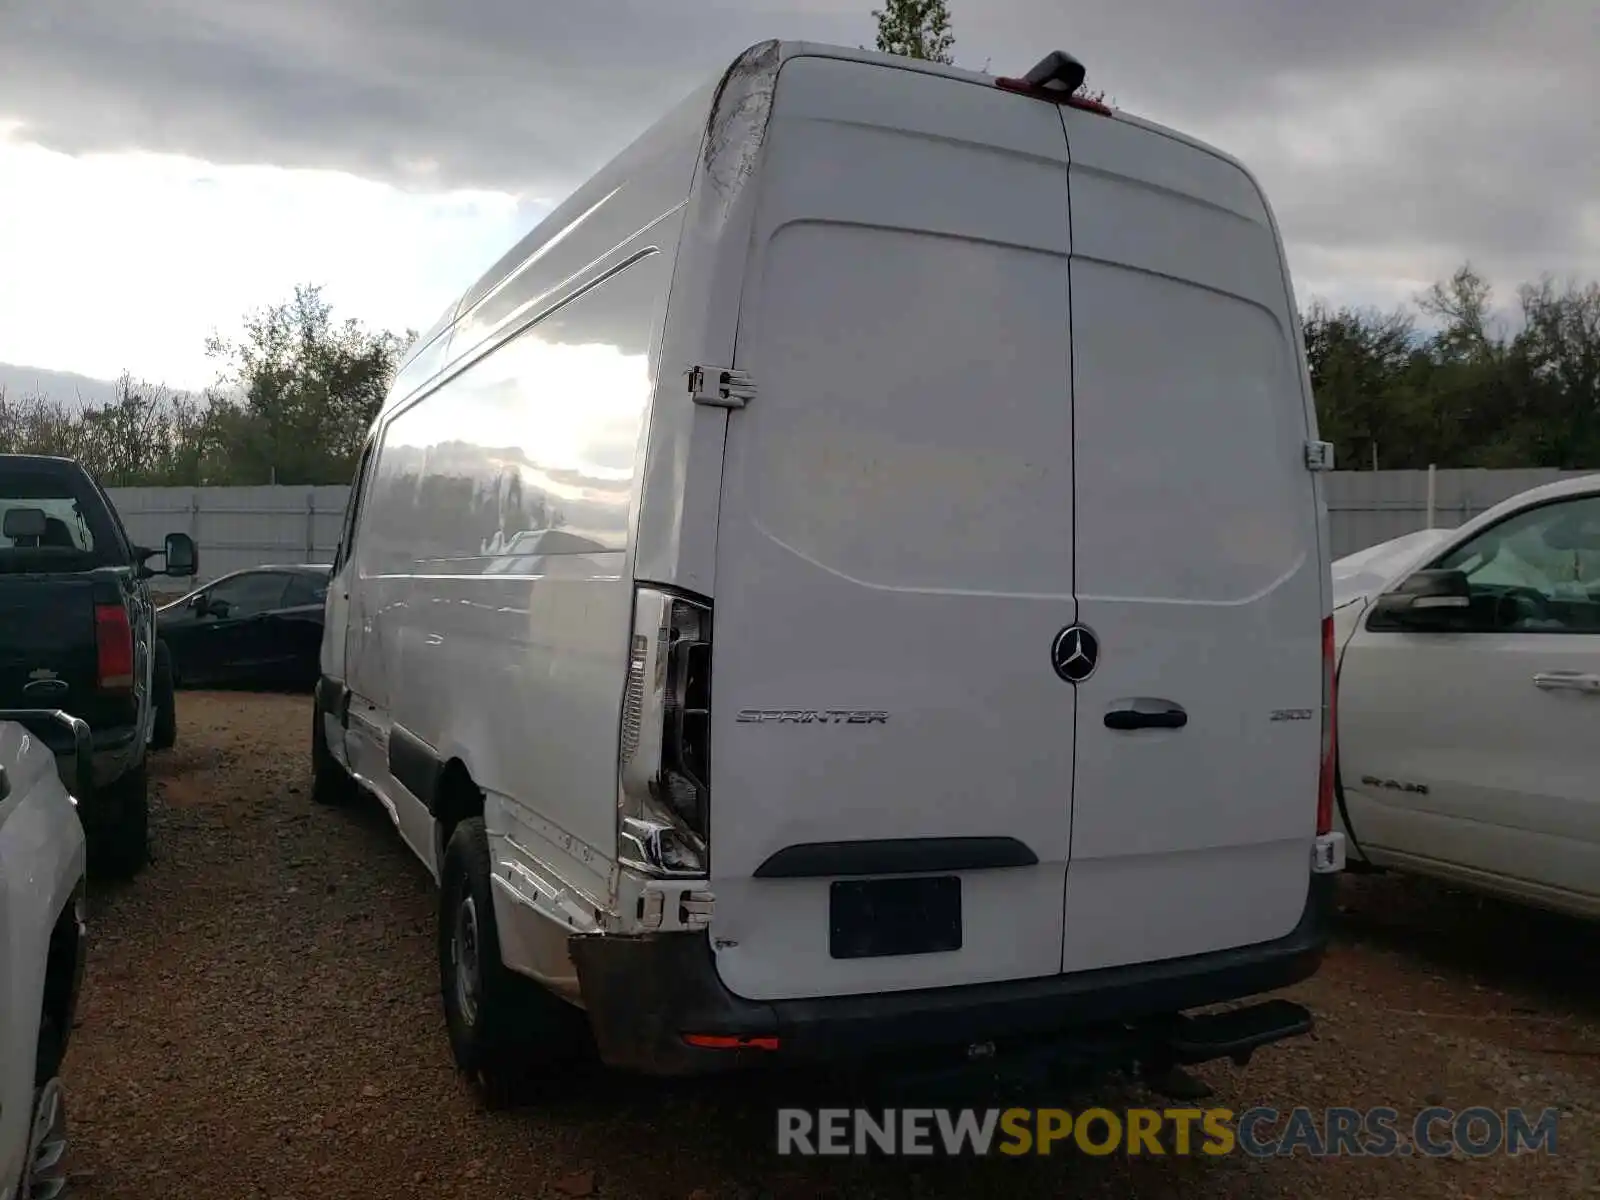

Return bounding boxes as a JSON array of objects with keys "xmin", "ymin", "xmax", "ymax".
[
  {"xmin": 1532, "ymin": 671, "xmax": 1600, "ymax": 693},
  {"xmin": 1105, "ymin": 699, "xmax": 1188, "ymax": 731}
]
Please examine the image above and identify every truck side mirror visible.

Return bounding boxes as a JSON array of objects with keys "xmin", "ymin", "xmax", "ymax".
[
  {"xmin": 164, "ymin": 532, "xmax": 197, "ymax": 577},
  {"xmin": 1367, "ymin": 568, "xmax": 1473, "ymax": 631}
]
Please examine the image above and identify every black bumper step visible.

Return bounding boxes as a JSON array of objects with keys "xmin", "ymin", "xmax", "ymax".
[{"xmin": 1168, "ymin": 998, "xmax": 1313, "ymax": 1066}]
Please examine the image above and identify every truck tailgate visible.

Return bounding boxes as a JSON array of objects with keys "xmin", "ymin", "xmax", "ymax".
[{"xmin": 0, "ymin": 577, "xmax": 101, "ymax": 711}]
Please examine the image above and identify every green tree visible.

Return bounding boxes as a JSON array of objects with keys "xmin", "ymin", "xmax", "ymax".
[
  {"xmin": 0, "ymin": 374, "xmax": 216, "ymax": 486},
  {"xmin": 872, "ymin": 0, "xmax": 955, "ymax": 64},
  {"xmin": 1300, "ymin": 265, "xmax": 1600, "ymax": 470},
  {"xmin": 1506, "ymin": 276, "xmax": 1600, "ymax": 467},
  {"xmin": 204, "ymin": 284, "xmax": 412, "ymax": 485},
  {"xmin": 76, "ymin": 374, "xmax": 216, "ymax": 486},
  {"xmin": 1303, "ymin": 301, "xmax": 1426, "ymax": 470}
]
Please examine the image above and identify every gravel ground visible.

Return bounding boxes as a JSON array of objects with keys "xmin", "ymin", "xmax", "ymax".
[{"xmin": 63, "ymin": 691, "xmax": 1599, "ymax": 1198}]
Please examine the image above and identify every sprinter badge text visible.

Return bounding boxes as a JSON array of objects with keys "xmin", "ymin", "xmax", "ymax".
[{"xmin": 735, "ymin": 709, "xmax": 890, "ymax": 725}]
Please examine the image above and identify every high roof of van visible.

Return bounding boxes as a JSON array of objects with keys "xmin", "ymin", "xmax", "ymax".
[{"xmin": 389, "ymin": 40, "xmax": 1258, "ymax": 405}]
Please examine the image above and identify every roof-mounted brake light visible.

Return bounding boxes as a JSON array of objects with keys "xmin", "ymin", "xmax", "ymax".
[{"xmin": 996, "ymin": 50, "xmax": 1112, "ymax": 115}]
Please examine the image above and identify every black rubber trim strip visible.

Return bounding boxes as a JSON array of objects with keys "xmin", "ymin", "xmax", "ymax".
[
  {"xmin": 753, "ymin": 836, "xmax": 1039, "ymax": 879},
  {"xmin": 1333, "ymin": 758, "xmax": 1369, "ymax": 864},
  {"xmin": 387, "ymin": 723, "xmax": 442, "ymax": 814}
]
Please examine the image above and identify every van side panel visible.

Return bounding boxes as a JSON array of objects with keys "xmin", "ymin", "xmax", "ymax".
[
  {"xmin": 432, "ymin": 87, "xmax": 710, "ymax": 389},
  {"xmin": 708, "ymin": 57, "xmax": 1077, "ymax": 1002},
  {"xmin": 1059, "ymin": 115, "xmax": 1323, "ymax": 972},
  {"xmin": 346, "ymin": 215, "xmax": 681, "ymax": 991},
  {"xmin": 631, "ymin": 42, "xmax": 784, "ymax": 598}
]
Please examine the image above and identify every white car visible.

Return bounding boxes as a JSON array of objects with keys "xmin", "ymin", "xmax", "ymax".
[
  {"xmin": 1332, "ymin": 474, "xmax": 1600, "ymax": 919},
  {"xmin": 0, "ymin": 711, "xmax": 89, "ymax": 1200}
]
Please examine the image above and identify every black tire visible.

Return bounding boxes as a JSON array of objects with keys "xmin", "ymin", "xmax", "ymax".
[
  {"xmin": 35, "ymin": 1013, "xmax": 63, "ymax": 1088},
  {"xmin": 438, "ymin": 817, "xmax": 592, "ymax": 1107},
  {"xmin": 310, "ymin": 700, "xmax": 355, "ymax": 806},
  {"xmin": 151, "ymin": 641, "xmax": 177, "ymax": 752},
  {"xmin": 87, "ymin": 762, "xmax": 149, "ymax": 881}
]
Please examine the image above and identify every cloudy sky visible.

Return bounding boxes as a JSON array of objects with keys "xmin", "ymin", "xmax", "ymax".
[{"xmin": 0, "ymin": 0, "xmax": 1594, "ymax": 397}]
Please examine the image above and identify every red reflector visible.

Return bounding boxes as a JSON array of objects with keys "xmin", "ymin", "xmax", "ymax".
[
  {"xmin": 682, "ymin": 1034, "xmax": 780, "ymax": 1052},
  {"xmin": 994, "ymin": 77, "xmax": 1113, "ymax": 114},
  {"xmin": 1317, "ymin": 615, "xmax": 1337, "ymax": 836},
  {"xmin": 1064, "ymin": 95, "xmax": 1114, "ymax": 116},
  {"xmin": 95, "ymin": 603, "xmax": 135, "ymax": 692}
]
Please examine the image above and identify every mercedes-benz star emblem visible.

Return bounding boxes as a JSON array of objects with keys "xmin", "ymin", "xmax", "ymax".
[{"xmin": 1051, "ymin": 624, "xmax": 1099, "ymax": 684}]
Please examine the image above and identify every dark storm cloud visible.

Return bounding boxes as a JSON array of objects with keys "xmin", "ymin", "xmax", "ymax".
[
  {"xmin": 1, "ymin": 0, "xmax": 1595, "ymax": 299},
  {"xmin": 0, "ymin": 0, "xmax": 862, "ymax": 190}
]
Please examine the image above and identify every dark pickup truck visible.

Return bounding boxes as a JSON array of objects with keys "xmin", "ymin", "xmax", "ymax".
[{"xmin": 0, "ymin": 454, "xmax": 197, "ymax": 877}]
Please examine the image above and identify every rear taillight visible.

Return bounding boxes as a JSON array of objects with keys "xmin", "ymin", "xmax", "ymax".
[
  {"xmin": 95, "ymin": 603, "xmax": 135, "ymax": 692},
  {"xmin": 1317, "ymin": 614, "xmax": 1337, "ymax": 835},
  {"xmin": 618, "ymin": 588, "xmax": 712, "ymax": 878},
  {"xmin": 995, "ymin": 77, "xmax": 1113, "ymax": 114}
]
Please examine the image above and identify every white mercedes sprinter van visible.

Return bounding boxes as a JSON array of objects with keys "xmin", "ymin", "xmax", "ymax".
[{"xmin": 314, "ymin": 41, "xmax": 1345, "ymax": 1100}]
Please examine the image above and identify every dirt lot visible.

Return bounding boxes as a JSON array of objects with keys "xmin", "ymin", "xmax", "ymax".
[{"xmin": 63, "ymin": 692, "xmax": 1599, "ymax": 1198}]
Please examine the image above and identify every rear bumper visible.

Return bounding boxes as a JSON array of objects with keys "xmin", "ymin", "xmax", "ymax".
[
  {"xmin": 569, "ymin": 873, "xmax": 1335, "ymax": 1077},
  {"xmin": 0, "ymin": 709, "xmax": 139, "ymax": 798},
  {"xmin": 24, "ymin": 717, "xmax": 142, "ymax": 798}
]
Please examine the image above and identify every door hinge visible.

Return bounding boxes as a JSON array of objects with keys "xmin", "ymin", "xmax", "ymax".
[
  {"xmin": 688, "ymin": 365, "xmax": 756, "ymax": 409},
  {"xmin": 1304, "ymin": 440, "xmax": 1335, "ymax": 471}
]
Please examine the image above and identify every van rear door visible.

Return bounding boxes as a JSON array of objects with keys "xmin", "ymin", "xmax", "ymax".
[
  {"xmin": 1058, "ymin": 114, "xmax": 1325, "ymax": 973},
  {"xmin": 707, "ymin": 56, "xmax": 1077, "ymax": 1002}
]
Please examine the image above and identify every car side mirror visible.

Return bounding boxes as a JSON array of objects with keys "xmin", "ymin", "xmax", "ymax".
[
  {"xmin": 1367, "ymin": 568, "xmax": 1472, "ymax": 631},
  {"xmin": 163, "ymin": 532, "xmax": 197, "ymax": 577}
]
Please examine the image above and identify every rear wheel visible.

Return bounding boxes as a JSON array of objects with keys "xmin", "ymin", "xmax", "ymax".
[
  {"xmin": 438, "ymin": 817, "xmax": 592, "ymax": 1107},
  {"xmin": 151, "ymin": 641, "xmax": 177, "ymax": 752},
  {"xmin": 310, "ymin": 700, "xmax": 355, "ymax": 806},
  {"xmin": 87, "ymin": 762, "xmax": 149, "ymax": 881}
]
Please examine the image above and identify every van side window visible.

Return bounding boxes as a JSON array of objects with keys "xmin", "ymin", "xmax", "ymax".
[
  {"xmin": 362, "ymin": 250, "xmax": 668, "ymax": 576},
  {"xmin": 336, "ymin": 439, "xmax": 377, "ymax": 573}
]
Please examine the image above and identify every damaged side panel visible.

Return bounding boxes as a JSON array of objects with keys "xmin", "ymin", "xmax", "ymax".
[
  {"xmin": 630, "ymin": 40, "xmax": 784, "ymax": 595},
  {"xmin": 702, "ymin": 39, "xmax": 782, "ymax": 226},
  {"xmin": 483, "ymin": 42, "xmax": 787, "ymax": 1016}
]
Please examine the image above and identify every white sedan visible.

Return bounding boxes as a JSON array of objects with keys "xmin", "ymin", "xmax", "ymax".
[
  {"xmin": 0, "ymin": 711, "xmax": 89, "ymax": 1200},
  {"xmin": 1331, "ymin": 474, "xmax": 1600, "ymax": 920}
]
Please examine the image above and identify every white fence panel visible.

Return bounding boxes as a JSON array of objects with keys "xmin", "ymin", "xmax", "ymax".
[
  {"xmin": 100, "ymin": 471, "xmax": 1600, "ymax": 586},
  {"xmin": 106, "ymin": 486, "xmax": 351, "ymax": 585}
]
